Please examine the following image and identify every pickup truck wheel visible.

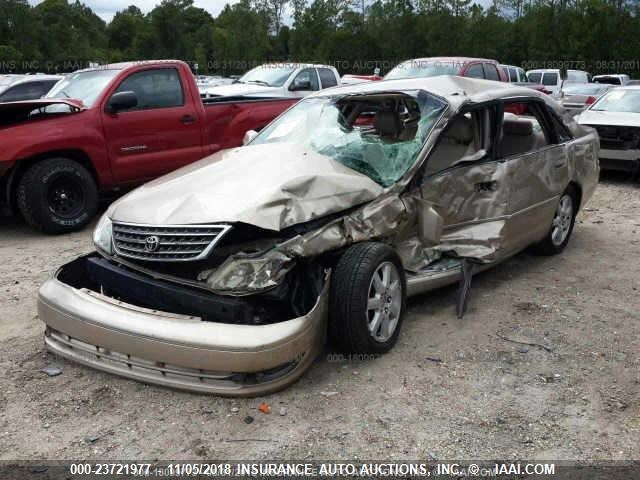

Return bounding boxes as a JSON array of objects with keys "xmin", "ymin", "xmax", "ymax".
[
  {"xmin": 329, "ymin": 242, "xmax": 407, "ymax": 354},
  {"xmin": 531, "ymin": 185, "xmax": 578, "ymax": 256},
  {"xmin": 17, "ymin": 158, "xmax": 98, "ymax": 234}
]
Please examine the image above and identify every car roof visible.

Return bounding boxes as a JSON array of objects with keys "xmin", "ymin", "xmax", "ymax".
[
  {"xmin": 308, "ymin": 75, "xmax": 544, "ymax": 107},
  {"xmin": 9, "ymin": 74, "xmax": 64, "ymax": 85},
  {"xmin": 399, "ymin": 56, "xmax": 498, "ymax": 65},
  {"xmin": 593, "ymin": 74, "xmax": 629, "ymax": 78},
  {"xmin": 73, "ymin": 60, "xmax": 187, "ymax": 74},
  {"xmin": 257, "ymin": 63, "xmax": 336, "ymax": 69},
  {"xmin": 527, "ymin": 69, "xmax": 587, "ymax": 73}
]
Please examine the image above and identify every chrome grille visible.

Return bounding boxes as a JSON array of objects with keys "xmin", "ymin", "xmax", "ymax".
[{"xmin": 112, "ymin": 222, "xmax": 231, "ymax": 262}]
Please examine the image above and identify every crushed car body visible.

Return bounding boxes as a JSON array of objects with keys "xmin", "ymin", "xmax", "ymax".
[{"xmin": 38, "ymin": 76, "xmax": 600, "ymax": 395}]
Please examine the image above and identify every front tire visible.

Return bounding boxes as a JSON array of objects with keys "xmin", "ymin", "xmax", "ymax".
[
  {"xmin": 532, "ymin": 186, "xmax": 578, "ymax": 256},
  {"xmin": 17, "ymin": 158, "xmax": 98, "ymax": 234},
  {"xmin": 329, "ymin": 242, "xmax": 407, "ymax": 354}
]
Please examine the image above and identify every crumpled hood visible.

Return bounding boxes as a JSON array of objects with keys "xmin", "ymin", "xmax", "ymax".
[
  {"xmin": 203, "ymin": 83, "xmax": 283, "ymax": 97},
  {"xmin": 0, "ymin": 98, "xmax": 85, "ymax": 128},
  {"xmin": 577, "ymin": 109, "xmax": 640, "ymax": 127},
  {"xmin": 108, "ymin": 143, "xmax": 384, "ymax": 231}
]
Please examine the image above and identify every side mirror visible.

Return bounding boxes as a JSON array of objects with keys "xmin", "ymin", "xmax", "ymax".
[
  {"xmin": 290, "ymin": 79, "xmax": 311, "ymax": 91},
  {"xmin": 107, "ymin": 91, "xmax": 138, "ymax": 113},
  {"xmin": 418, "ymin": 202, "xmax": 444, "ymax": 246},
  {"xmin": 243, "ymin": 129, "xmax": 258, "ymax": 145}
]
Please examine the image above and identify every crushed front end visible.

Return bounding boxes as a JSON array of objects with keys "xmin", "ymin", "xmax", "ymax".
[{"xmin": 38, "ymin": 221, "xmax": 329, "ymax": 395}]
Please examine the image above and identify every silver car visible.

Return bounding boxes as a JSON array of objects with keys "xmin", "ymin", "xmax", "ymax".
[
  {"xmin": 38, "ymin": 76, "xmax": 599, "ymax": 396},
  {"xmin": 560, "ymin": 83, "xmax": 613, "ymax": 115}
]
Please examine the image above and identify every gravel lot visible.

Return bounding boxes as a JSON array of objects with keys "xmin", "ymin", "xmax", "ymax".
[{"xmin": 0, "ymin": 173, "xmax": 638, "ymax": 461}]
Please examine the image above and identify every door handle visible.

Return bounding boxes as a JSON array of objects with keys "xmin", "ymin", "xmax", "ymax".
[{"xmin": 180, "ymin": 114, "xmax": 197, "ymax": 125}]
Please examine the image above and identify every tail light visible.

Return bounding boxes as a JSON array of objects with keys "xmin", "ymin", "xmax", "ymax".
[{"xmin": 585, "ymin": 96, "xmax": 597, "ymax": 105}]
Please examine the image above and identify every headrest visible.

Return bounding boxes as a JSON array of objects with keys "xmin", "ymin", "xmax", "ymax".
[
  {"xmin": 503, "ymin": 118, "xmax": 533, "ymax": 136},
  {"xmin": 375, "ymin": 110, "xmax": 402, "ymax": 137},
  {"xmin": 443, "ymin": 116, "xmax": 473, "ymax": 143}
]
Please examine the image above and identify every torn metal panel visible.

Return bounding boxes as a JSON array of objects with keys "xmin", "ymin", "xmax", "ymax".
[{"xmin": 199, "ymin": 195, "xmax": 410, "ymax": 293}]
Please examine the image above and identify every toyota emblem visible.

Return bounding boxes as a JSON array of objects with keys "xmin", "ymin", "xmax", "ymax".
[{"xmin": 144, "ymin": 235, "xmax": 160, "ymax": 252}]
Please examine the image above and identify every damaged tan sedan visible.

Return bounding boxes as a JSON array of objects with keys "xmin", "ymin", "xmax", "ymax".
[{"xmin": 38, "ymin": 76, "xmax": 599, "ymax": 396}]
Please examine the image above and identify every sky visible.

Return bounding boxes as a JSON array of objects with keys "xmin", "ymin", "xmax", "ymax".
[{"xmin": 27, "ymin": 0, "xmax": 240, "ymax": 23}]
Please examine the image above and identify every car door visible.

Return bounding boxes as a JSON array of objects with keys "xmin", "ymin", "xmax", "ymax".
[
  {"xmin": 101, "ymin": 67, "xmax": 203, "ymax": 184},
  {"xmin": 498, "ymin": 99, "xmax": 570, "ymax": 254},
  {"xmin": 412, "ymin": 105, "xmax": 513, "ymax": 263}
]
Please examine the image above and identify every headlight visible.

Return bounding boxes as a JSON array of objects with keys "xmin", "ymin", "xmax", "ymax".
[
  {"xmin": 198, "ymin": 252, "xmax": 293, "ymax": 293},
  {"xmin": 93, "ymin": 213, "xmax": 113, "ymax": 255}
]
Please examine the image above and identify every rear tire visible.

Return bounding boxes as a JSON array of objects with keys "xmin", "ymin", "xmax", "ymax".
[
  {"xmin": 329, "ymin": 242, "xmax": 407, "ymax": 354},
  {"xmin": 17, "ymin": 158, "xmax": 98, "ymax": 234},
  {"xmin": 531, "ymin": 185, "xmax": 578, "ymax": 256}
]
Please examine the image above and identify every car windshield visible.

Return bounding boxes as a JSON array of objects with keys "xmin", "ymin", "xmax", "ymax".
[
  {"xmin": 563, "ymin": 84, "xmax": 608, "ymax": 95},
  {"xmin": 384, "ymin": 61, "xmax": 460, "ymax": 80},
  {"xmin": 237, "ymin": 65, "xmax": 296, "ymax": 87},
  {"xmin": 591, "ymin": 89, "xmax": 640, "ymax": 113},
  {"xmin": 252, "ymin": 91, "xmax": 447, "ymax": 187},
  {"xmin": 46, "ymin": 69, "xmax": 120, "ymax": 107}
]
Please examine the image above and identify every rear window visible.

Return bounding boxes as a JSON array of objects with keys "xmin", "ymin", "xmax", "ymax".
[
  {"xmin": 594, "ymin": 76, "xmax": 621, "ymax": 85},
  {"xmin": 567, "ymin": 71, "xmax": 588, "ymax": 83},
  {"xmin": 563, "ymin": 84, "xmax": 608, "ymax": 95},
  {"xmin": 542, "ymin": 73, "xmax": 558, "ymax": 86},
  {"xmin": 466, "ymin": 64, "xmax": 484, "ymax": 79},
  {"xmin": 484, "ymin": 63, "xmax": 500, "ymax": 81},
  {"xmin": 527, "ymin": 72, "xmax": 542, "ymax": 83}
]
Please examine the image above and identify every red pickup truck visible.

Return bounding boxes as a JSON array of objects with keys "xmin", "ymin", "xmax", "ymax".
[{"xmin": 0, "ymin": 60, "xmax": 297, "ymax": 233}]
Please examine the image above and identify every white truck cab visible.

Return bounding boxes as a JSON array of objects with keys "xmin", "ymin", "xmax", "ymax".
[
  {"xmin": 526, "ymin": 69, "xmax": 590, "ymax": 96},
  {"xmin": 201, "ymin": 63, "xmax": 341, "ymax": 99}
]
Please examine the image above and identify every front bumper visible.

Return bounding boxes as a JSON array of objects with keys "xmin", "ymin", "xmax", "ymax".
[
  {"xmin": 38, "ymin": 262, "xmax": 328, "ymax": 396},
  {"xmin": 599, "ymin": 149, "xmax": 640, "ymax": 172}
]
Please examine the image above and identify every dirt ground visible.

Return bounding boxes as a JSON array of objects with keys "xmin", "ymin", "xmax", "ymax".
[{"xmin": 0, "ymin": 173, "xmax": 638, "ymax": 462}]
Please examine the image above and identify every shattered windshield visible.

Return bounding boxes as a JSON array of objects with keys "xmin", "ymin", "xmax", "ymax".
[{"xmin": 252, "ymin": 91, "xmax": 447, "ymax": 187}]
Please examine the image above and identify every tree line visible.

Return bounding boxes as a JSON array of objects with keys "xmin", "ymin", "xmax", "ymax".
[{"xmin": 1, "ymin": 0, "xmax": 639, "ymax": 77}]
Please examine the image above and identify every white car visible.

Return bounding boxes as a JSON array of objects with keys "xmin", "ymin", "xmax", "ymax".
[
  {"xmin": 0, "ymin": 74, "xmax": 64, "ymax": 103},
  {"xmin": 526, "ymin": 69, "xmax": 590, "ymax": 96},
  {"xmin": 593, "ymin": 74, "xmax": 630, "ymax": 86},
  {"xmin": 201, "ymin": 64, "xmax": 341, "ymax": 99},
  {"xmin": 500, "ymin": 64, "xmax": 527, "ymax": 83},
  {"xmin": 576, "ymin": 86, "xmax": 640, "ymax": 175}
]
